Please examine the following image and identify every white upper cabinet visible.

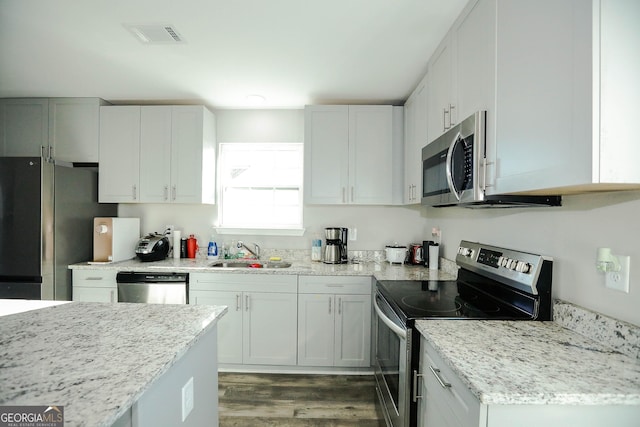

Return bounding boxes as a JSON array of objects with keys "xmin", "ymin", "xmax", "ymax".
[
  {"xmin": 0, "ymin": 98, "xmax": 49, "ymax": 157},
  {"xmin": 99, "ymin": 106, "xmax": 141, "ymax": 202},
  {"xmin": 427, "ymin": 34, "xmax": 455, "ymax": 144},
  {"xmin": 404, "ymin": 74, "xmax": 428, "ymax": 204},
  {"xmin": 99, "ymin": 105, "xmax": 216, "ymax": 204},
  {"xmin": 304, "ymin": 105, "xmax": 396, "ymax": 205},
  {"xmin": 48, "ymin": 98, "xmax": 108, "ymax": 163},
  {"xmin": 0, "ymin": 98, "xmax": 108, "ymax": 162},
  {"xmin": 437, "ymin": 0, "xmax": 640, "ymax": 195}
]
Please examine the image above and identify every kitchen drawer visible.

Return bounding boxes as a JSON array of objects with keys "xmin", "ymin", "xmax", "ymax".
[
  {"xmin": 423, "ymin": 339, "xmax": 481, "ymax": 427},
  {"xmin": 190, "ymin": 273, "xmax": 297, "ymax": 293},
  {"xmin": 72, "ymin": 269, "xmax": 118, "ymax": 288},
  {"xmin": 298, "ymin": 275, "xmax": 371, "ymax": 295}
]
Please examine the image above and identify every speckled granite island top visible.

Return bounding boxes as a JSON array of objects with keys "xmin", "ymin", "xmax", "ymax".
[
  {"xmin": 0, "ymin": 302, "xmax": 227, "ymax": 426},
  {"xmin": 416, "ymin": 320, "xmax": 640, "ymax": 406}
]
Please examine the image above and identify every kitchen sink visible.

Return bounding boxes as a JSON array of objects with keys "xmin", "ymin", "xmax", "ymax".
[{"xmin": 209, "ymin": 260, "xmax": 292, "ymax": 269}]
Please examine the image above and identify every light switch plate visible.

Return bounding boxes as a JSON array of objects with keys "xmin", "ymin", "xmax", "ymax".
[{"xmin": 605, "ymin": 255, "xmax": 630, "ymax": 293}]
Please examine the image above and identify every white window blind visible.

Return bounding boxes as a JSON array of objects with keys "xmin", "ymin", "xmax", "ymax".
[{"xmin": 218, "ymin": 142, "xmax": 303, "ymax": 230}]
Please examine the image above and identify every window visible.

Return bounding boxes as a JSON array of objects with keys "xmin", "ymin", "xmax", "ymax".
[{"xmin": 217, "ymin": 142, "xmax": 304, "ymax": 232}]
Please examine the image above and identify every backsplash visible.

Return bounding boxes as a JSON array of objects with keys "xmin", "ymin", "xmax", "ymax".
[{"xmin": 554, "ymin": 300, "xmax": 640, "ymax": 359}]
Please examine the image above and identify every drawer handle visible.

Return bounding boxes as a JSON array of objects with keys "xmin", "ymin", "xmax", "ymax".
[
  {"xmin": 412, "ymin": 370, "xmax": 423, "ymax": 402},
  {"xmin": 429, "ymin": 365, "xmax": 451, "ymax": 389},
  {"xmin": 85, "ymin": 277, "xmax": 104, "ymax": 281}
]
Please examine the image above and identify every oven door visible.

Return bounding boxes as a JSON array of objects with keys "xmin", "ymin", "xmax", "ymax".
[{"xmin": 374, "ymin": 291, "xmax": 410, "ymax": 427}]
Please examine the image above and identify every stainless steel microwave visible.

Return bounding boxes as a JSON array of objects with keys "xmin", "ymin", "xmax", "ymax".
[
  {"xmin": 421, "ymin": 110, "xmax": 562, "ymax": 208},
  {"xmin": 422, "ymin": 111, "xmax": 486, "ymax": 206}
]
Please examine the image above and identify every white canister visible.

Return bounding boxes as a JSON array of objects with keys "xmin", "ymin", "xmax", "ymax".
[
  {"xmin": 428, "ymin": 244, "xmax": 439, "ymax": 270},
  {"xmin": 173, "ymin": 230, "xmax": 182, "ymax": 259}
]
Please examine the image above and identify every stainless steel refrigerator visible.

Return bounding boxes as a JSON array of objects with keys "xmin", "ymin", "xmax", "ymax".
[{"xmin": 0, "ymin": 157, "xmax": 117, "ymax": 300}]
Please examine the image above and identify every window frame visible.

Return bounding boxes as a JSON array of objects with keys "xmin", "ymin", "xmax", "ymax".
[{"xmin": 215, "ymin": 142, "xmax": 305, "ymax": 236}]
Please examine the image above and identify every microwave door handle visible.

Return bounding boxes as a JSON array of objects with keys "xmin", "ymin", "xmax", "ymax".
[
  {"xmin": 374, "ymin": 298, "xmax": 407, "ymax": 339},
  {"xmin": 445, "ymin": 133, "xmax": 462, "ymax": 201}
]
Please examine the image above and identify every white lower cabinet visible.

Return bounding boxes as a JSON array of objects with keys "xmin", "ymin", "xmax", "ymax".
[
  {"xmin": 190, "ymin": 273, "xmax": 297, "ymax": 366},
  {"xmin": 418, "ymin": 336, "xmax": 640, "ymax": 427},
  {"xmin": 71, "ymin": 269, "xmax": 117, "ymax": 303},
  {"xmin": 297, "ymin": 276, "xmax": 371, "ymax": 367}
]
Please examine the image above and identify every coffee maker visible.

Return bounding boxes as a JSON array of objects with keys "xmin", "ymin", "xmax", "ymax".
[{"xmin": 323, "ymin": 227, "xmax": 348, "ymax": 264}]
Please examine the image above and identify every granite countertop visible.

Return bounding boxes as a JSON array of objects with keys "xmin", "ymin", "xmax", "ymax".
[
  {"xmin": 0, "ymin": 302, "xmax": 227, "ymax": 426},
  {"xmin": 69, "ymin": 257, "xmax": 458, "ymax": 282},
  {"xmin": 416, "ymin": 319, "xmax": 640, "ymax": 406}
]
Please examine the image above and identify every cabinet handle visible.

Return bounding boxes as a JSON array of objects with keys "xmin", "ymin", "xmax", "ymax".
[
  {"xmin": 412, "ymin": 370, "xmax": 424, "ymax": 402},
  {"xmin": 132, "ymin": 184, "xmax": 137, "ymax": 200},
  {"xmin": 164, "ymin": 185, "xmax": 169, "ymax": 201},
  {"xmin": 338, "ymin": 297, "xmax": 342, "ymax": 315},
  {"xmin": 172, "ymin": 185, "xmax": 177, "ymax": 201},
  {"xmin": 429, "ymin": 365, "xmax": 451, "ymax": 389},
  {"xmin": 85, "ymin": 277, "xmax": 103, "ymax": 281},
  {"xmin": 328, "ymin": 297, "xmax": 332, "ymax": 314},
  {"xmin": 236, "ymin": 294, "xmax": 241, "ymax": 311},
  {"xmin": 448, "ymin": 104, "xmax": 456, "ymax": 127},
  {"xmin": 245, "ymin": 295, "xmax": 250, "ymax": 311},
  {"xmin": 110, "ymin": 290, "xmax": 115, "ymax": 303},
  {"xmin": 443, "ymin": 108, "xmax": 448, "ymax": 132}
]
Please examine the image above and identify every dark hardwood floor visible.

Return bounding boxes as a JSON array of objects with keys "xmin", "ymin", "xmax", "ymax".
[{"xmin": 218, "ymin": 372, "xmax": 386, "ymax": 426}]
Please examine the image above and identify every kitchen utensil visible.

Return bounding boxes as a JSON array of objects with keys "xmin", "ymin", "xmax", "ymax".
[
  {"xmin": 408, "ymin": 243, "xmax": 423, "ymax": 265},
  {"xmin": 385, "ymin": 245, "xmax": 407, "ymax": 264}
]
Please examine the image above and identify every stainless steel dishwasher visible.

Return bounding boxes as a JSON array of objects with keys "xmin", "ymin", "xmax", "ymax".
[{"xmin": 116, "ymin": 272, "xmax": 188, "ymax": 304}]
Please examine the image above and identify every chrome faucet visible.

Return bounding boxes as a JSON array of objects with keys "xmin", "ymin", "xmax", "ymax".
[{"xmin": 237, "ymin": 241, "xmax": 260, "ymax": 259}]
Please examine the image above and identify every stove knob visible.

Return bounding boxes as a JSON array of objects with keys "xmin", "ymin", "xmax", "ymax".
[
  {"xmin": 516, "ymin": 261, "xmax": 532, "ymax": 274},
  {"xmin": 498, "ymin": 256, "xmax": 506, "ymax": 267},
  {"xmin": 508, "ymin": 259, "xmax": 517, "ymax": 270}
]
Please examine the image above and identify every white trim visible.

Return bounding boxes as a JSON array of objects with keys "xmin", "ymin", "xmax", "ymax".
[{"xmin": 215, "ymin": 227, "xmax": 306, "ymax": 236}]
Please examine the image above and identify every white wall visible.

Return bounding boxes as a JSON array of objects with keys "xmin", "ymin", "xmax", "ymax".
[
  {"xmin": 118, "ymin": 108, "xmax": 640, "ymax": 326},
  {"xmin": 420, "ymin": 190, "xmax": 640, "ymax": 326}
]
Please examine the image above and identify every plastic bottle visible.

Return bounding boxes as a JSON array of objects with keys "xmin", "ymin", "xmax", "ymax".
[
  {"xmin": 311, "ymin": 233, "xmax": 322, "ymax": 262},
  {"xmin": 207, "ymin": 234, "xmax": 219, "ymax": 260}
]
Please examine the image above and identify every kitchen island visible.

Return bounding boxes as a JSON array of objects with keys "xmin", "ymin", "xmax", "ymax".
[{"xmin": 0, "ymin": 301, "xmax": 227, "ymax": 427}]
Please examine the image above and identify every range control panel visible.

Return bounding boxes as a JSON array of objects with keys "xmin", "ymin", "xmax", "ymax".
[{"xmin": 456, "ymin": 241, "xmax": 552, "ymax": 295}]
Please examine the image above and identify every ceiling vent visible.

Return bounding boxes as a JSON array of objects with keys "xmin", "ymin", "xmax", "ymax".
[{"xmin": 124, "ymin": 24, "xmax": 185, "ymax": 44}]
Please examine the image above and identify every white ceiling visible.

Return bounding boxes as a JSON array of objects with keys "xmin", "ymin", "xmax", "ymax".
[{"xmin": 0, "ymin": 0, "xmax": 467, "ymax": 109}]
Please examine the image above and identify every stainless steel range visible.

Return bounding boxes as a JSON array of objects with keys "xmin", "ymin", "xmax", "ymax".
[{"xmin": 373, "ymin": 240, "xmax": 553, "ymax": 427}]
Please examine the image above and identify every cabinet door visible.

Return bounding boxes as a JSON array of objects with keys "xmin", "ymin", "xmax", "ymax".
[
  {"xmin": 297, "ymin": 293, "xmax": 335, "ymax": 366},
  {"xmin": 191, "ymin": 290, "xmax": 243, "ymax": 364},
  {"xmin": 171, "ymin": 106, "xmax": 208, "ymax": 203},
  {"xmin": 139, "ymin": 106, "xmax": 172, "ymax": 202},
  {"xmin": 427, "ymin": 35, "xmax": 454, "ymax": 143},
  {"xmin": 72, "ymin": 287, "xmax": 116, "ymax": 303},
  {"xmin": 334, "ymin": 294, "xmax": 371, "ymax": 367},
  {"xmin": 304, "ymin": 105, "xmax": 349, "ymax": 204},
  {"xmin": 404, "ymin": 76, "xmax": 428, "ymax": 204},
  {"xmin": 243, "ymin": 292, "xmax": 297, "ymax": 365},
  {"xmin": 99, "ymin": 106, "xmax": 141, "ymax": 202},
  {"xmin": 454, "ymin": 0, "xmax": 494, "ymax": 124},
  {"xmin": 0, "ymin": 98, "xmax": 49, "ymax": 157},
  {"xmin": 349, "ymin": 105, "xmax": 393, "ymax": 204},
  {"xmin": 49, "ymin": 98, "xmax": 105, "ymax": 163}
]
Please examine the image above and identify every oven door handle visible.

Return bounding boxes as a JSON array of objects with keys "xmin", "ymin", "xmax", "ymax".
[{"xmin": 374, "ymin": 298, "xmax": 407, "ymax": 339}]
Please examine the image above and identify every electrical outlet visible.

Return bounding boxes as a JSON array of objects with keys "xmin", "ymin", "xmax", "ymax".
[
  {"xmin": 605, "ymin": 255, "xmax": 630, "ymax": 293},
  {"xmin": 349, "ymin": 228, "xmax": 357, "ymax": 241},
  {"xmin": 181, "ymin": 377, "xmax": 194, "ymax": 422},
  {"xmin": 165, "ymin": 224, "xmax": 174, "ymax": 237}
]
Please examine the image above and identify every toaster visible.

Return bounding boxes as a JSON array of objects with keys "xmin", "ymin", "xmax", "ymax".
[{"xmin": 135, "ymin": 233, "xmax": 170, "ymax": 262}]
